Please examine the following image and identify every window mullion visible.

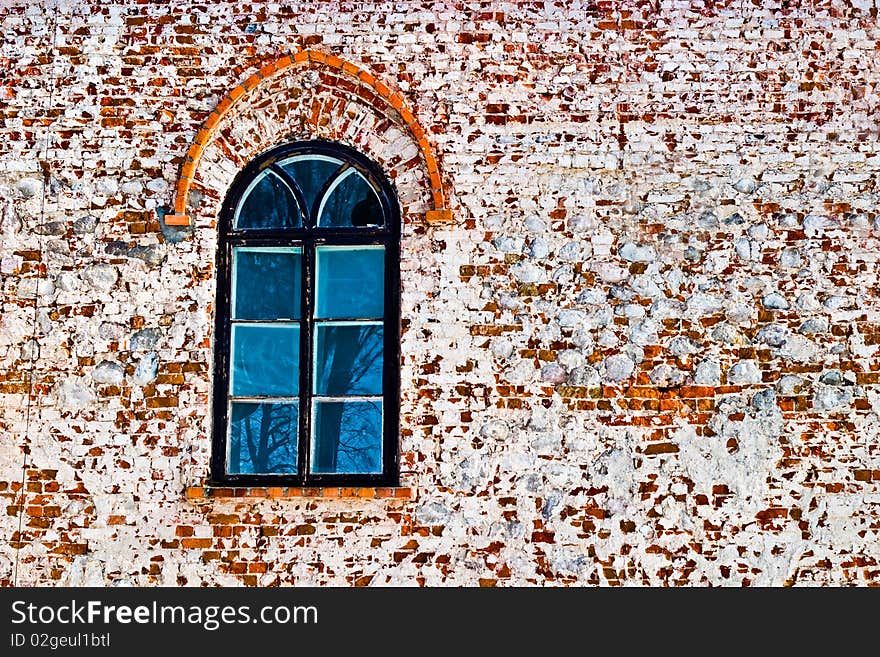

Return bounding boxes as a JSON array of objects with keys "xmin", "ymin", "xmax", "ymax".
[
  {"xmin": 383, "ymin": 234, "xmax": 399, "ymax": 484},
  {"xmin": 212, "ymin": 238, "xmax": 233, "ymax": 482},
  {"xmin": 311, "ymin": 163, "xmax": 349, "ymax": 227},
  {"xmin": 298, "ymin": 238, "xmax": 315, "ymax": 482}
]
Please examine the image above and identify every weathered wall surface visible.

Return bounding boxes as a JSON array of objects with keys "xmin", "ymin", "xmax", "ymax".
[{"xmin": 2, "ymin": 0, "xmax": 880, "ymax": 586}]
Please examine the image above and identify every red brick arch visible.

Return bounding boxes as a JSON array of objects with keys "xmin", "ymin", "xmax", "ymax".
[{"xmin": 165, "ymin": 49, "xmax": 450, "ymax": 226}]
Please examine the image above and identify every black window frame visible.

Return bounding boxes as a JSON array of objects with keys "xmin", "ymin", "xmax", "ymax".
[{"xmin": 210, "ymin": 139, "xmax": 401, "ymax": 487}]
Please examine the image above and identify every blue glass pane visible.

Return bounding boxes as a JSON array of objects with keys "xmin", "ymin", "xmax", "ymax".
[
  {"xmin": 311, "ymin": 400, "xmax": 382, "ymax": 474},
  {"xmin": 315, "ymin": 246, "xmax": 384, "ymax": 319},
  {"xmin": 318, "ymin": 169, "xmax": 383, "ymax": 228},
  {"xmin": 228, "ymin": 402, "xmax": 298, "ymax": 474},
  {"xmin": 231, "ymin": 324, "xmax": 299, "ymax": 396},
  {"xmin": 314, "ymin": 323, "xmax": 383, "ymax": 395},
  {"xmin": 235, "ymin": 171, "xmax": 300, "ymax": 229},
  {"xmin": 278, "ymin": 156, "xmax": 341, "ymax": 218},
  {"xmin": 233, "ymin": 248, "xmax": 301, "ymax": 320}
]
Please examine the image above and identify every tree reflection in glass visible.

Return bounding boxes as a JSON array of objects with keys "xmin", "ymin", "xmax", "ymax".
[
  {"xmin": 314, "ymin": 324, "xmax": 383, "ymax": 396},
  {"xmin": 312, "ymin": 400, "xmax": 382, "ymax": 474},
  {"xmin": 229, "ymin": 402, "xmax": 298, "ymax": 474},
  {"xmin": 231, "ymin": 324, "xmax": 299, "ymax": 397},
  {"xmin": 311, "ymin": 325, "xmax": 383, "ymax": 473}
]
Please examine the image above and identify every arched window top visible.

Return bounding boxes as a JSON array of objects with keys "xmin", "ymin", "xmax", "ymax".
[
  {"xmin": 227, "ymin": 141, "xmax": 391, "ymax": 233},
  {"xmin": 213, "ymin": 140, "xmax": 400, "ymax": 486}
]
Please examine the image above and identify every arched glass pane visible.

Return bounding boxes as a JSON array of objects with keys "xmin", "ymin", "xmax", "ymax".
[
  {"xmin": 317, "ymin": 169, "xmax": 384, "ymax": 228},
  {"xmin": 278, "ymin": 155, "xmax": 342, "ymax": 218},
  {"xmin": 234, "ymin": 170, "xmax": 301, "ymax": 229}
]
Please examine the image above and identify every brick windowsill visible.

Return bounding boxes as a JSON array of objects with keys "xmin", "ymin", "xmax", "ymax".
[{"xmin": 185, "ymin": 486, "xmax": 413, "ymax": 501}]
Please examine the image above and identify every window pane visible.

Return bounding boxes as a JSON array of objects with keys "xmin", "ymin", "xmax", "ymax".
[
  {"xmin": 278, "ymin": 155, "xmax": 342, "ymax": 218},
  {"xmin": 318, "ymin": 169, "xmax": 383, "ymax": 228},
  {"xmin": 228, "ymin": 401, "xmax": 298, "ymax": 474},
  {"xmin": 232, "ymin": 247, "xmax": 302, "ymax": 320},
  {"xmin": 234, "ymin": 170, "xmax": 301, "ymax": 229},
  {"xmin": 314, "ymin": 323, "xmax": 383, "ymax": 396},
  {"xmin": 315, "ymin": 246, "xmax": 384, "ymax": 319},
  {"xmin": 231, "ymin": 324, "xmax": 299, "ymax": 397},
  {"xmin": 311, "ymin": 400, "xmax": 382, "ymax": 474}
]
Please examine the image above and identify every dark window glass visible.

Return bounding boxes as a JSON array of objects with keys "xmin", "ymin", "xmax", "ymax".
[
  {"xmin": 213, "ymin": 141, "xmax": 399, "ymax": 486},
  {"xmin": 278, "ymin": 156, "xmax": 342, "ymax": 218},
  {"xmin": 318, "ymin": 170, "xmax": 384, "ymax": 228},
  {"xmin": 234, "ymin": 171, "xmax": 300, "ymax": 229}
]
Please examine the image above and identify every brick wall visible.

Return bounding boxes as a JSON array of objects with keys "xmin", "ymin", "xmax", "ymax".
[{"xmin": 2, "ymin": 0, "xmax": 879, "ymax": 586}]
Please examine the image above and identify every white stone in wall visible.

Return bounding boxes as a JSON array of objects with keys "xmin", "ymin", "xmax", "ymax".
[
  {"xmin": 727, "ymin": 360, "xmax": 762, "ymax": 385},
  {"xmin": 603, "ymin": 354, "xmax": 634, "ymax": 382},
  {"xmin": 762, "ymin": 292, "xmax": 789, "ymax": 310},
  {"xmin": 618, "ymin": 242, "xmax": 656, "ymax": 262},
  {"xmin": 694, "ymin": 359, "xmax": 722, "ymax": 386},
  {"xmin": 16, "ymin": 277, "xmax": 54, "ymax": 298},
  {"xmin": 803, "ymin": 214, "xmax": 830, "ymax": 236},
  {"xmin": 777, "ymin": 335, "xmax": 818, "ymax": 363},
  {"xmin": 55, "ymin": 271, "xmax": 80, "ymax": 292},
  {"xmin": 813, "ymin": 385, "xmax": 855, "ymax": 412},
  {"xmin": 92, "ymin": 361, "xmax": 124, "ymax": 385},
  {"xmin": 510, "ymin": 261, "xmax": 543, "ymax": 283},
  {"xmin": 82, "ymin": 264, "xmax": 118, "ymax": 291},
  {"xmin": 55, "ymin": 377, "xmax": 95, "ymax": 408}
]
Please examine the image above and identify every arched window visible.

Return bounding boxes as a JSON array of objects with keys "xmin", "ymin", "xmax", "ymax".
[{"xmin": 211, "ymin": 141, "xmax": 400, "ymax": 486}]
